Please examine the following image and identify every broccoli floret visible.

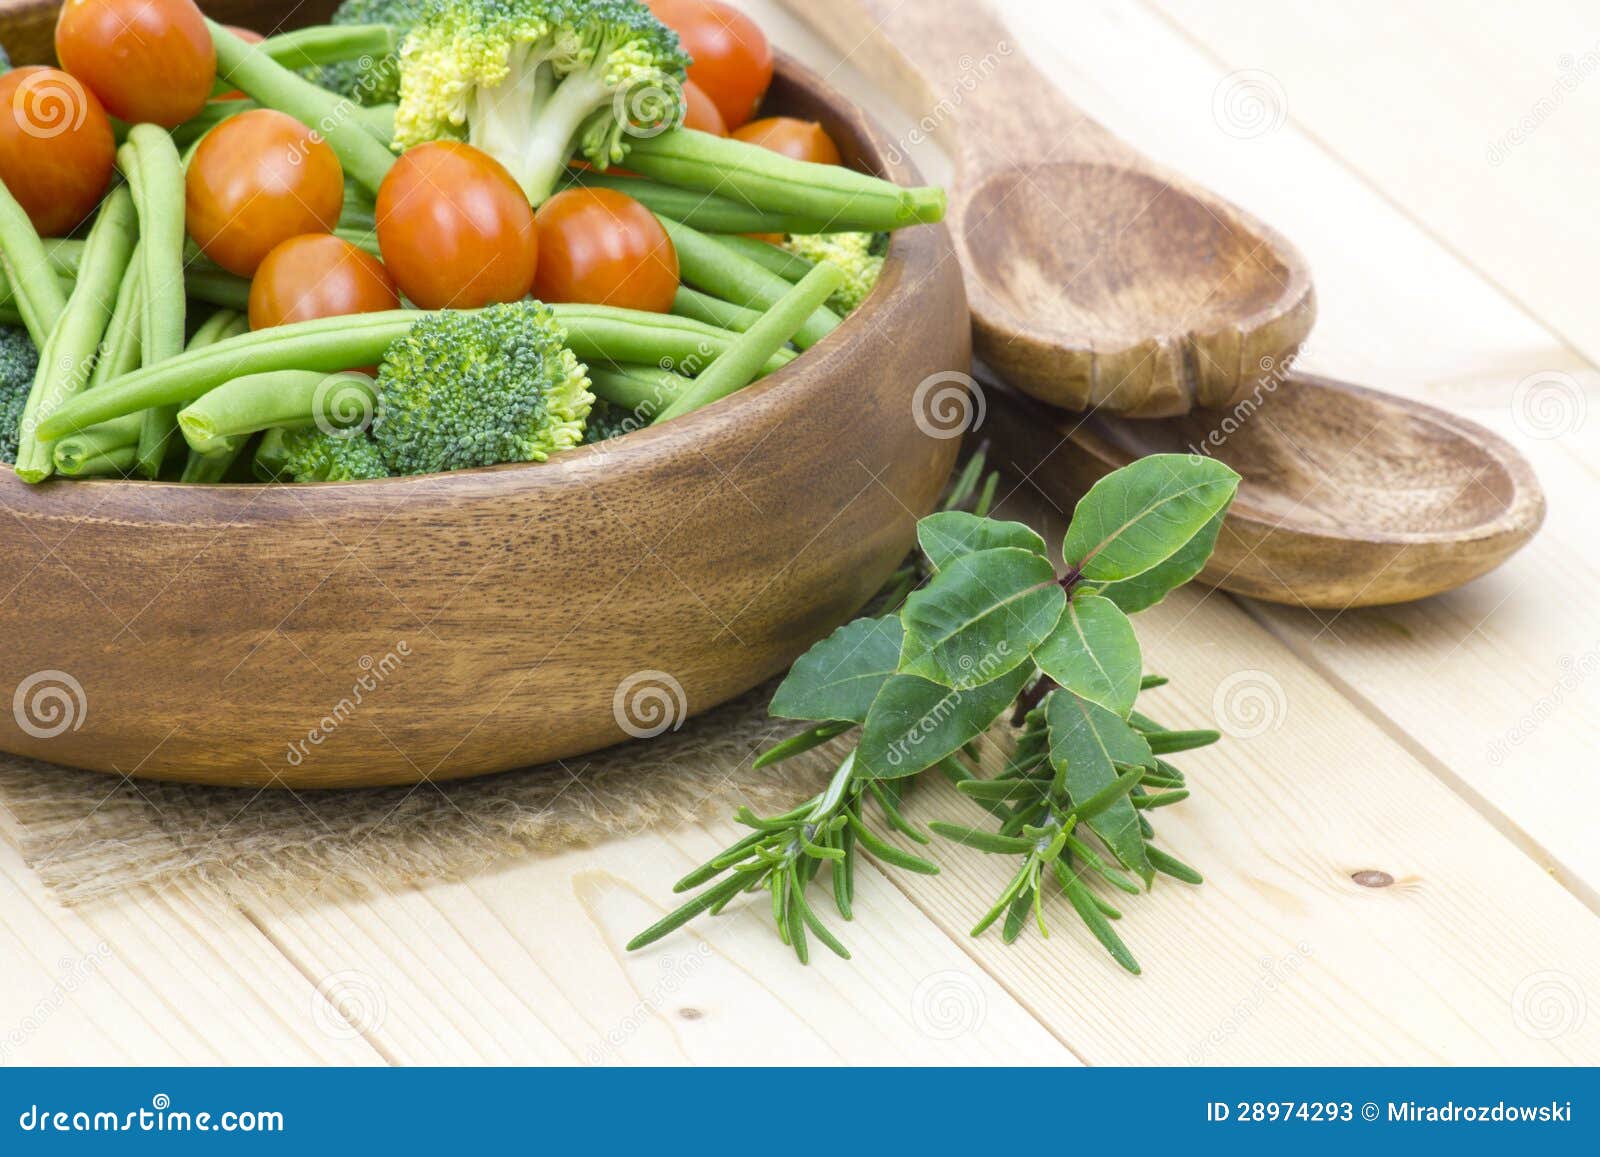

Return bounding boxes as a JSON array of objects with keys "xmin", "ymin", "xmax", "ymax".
[
  {"xmin": 395, "ymin": 0, "xmax": 691, "ymax": 203},
  {"xmin": 0, "ymin": 41, "xmax": 11, "ymax": 74},
  {"xmin": 0, "ymin": 324, "xmax": 40, "ymax": 465},
  {"xmin": 582, "ymin": 397, "xmax": 638, "ymax": 444},
  {"xmin": 280, "ymin": 427, "xmax": 393, "ymax": 482},
  {"xmin": 372, "ymin": 300, "xmax": 593, "ymax": 475},
  {"xmin": 315, "ymin": 0, "xmax": 430, "ymax": 105},
  {"xmin": 780, "ymin": 232, "xmax": 886, "ymax": 314}
]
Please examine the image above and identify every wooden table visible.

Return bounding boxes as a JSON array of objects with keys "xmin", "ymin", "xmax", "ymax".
[{"xmin": 2, "ymin": 0, "xmax": 1598, "ymax": 1065}]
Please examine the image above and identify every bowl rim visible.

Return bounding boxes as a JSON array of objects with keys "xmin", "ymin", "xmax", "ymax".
[{"xmin": 0, "ymin": 49, "xmax": 934, "ymax": 497}]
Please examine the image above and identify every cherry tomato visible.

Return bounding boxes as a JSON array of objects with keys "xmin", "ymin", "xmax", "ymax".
[
  {"xmin": 249, "ymin": 234, "xmax": 399, "ymax": 331},
  {"xmin": 376, "ymin": 141, "xmax": 539, "ymax": 311},
  {"xmin": 185, "ymin": 109, "xmax": 345, "ymax": 277},
  {"xmin": 731, "ymin": 117, "xmax": 842, "ymax": 165},
  {"xmin": 532, "ymin": 188, "xmax": 679, "ymax": 314},
  {"xmin": 0, "ymin": 67, "xmax": 115, "ymax": 237},
  {"xmin": 681, "ymin": 79, "xmax": 726, "ymax": 135},
  {"xmin": 55, "ymin": 0, "xmax": 216, "ymax": 127},
  {"xmin": 648, "ymin": 0, "xmax": 772, "ymax": 130},
  {"xmin": 217, "ymin": 26, "xmax": 265, "ymax": 100}
]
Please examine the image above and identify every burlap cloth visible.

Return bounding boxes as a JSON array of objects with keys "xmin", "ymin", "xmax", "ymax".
[{"xmin": 0, "ymin": 680, "xmax": 834, "ymax": 906}]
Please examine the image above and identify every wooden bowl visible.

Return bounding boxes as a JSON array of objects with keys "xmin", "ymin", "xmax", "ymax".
[{"xmin": 0, "ymin": 2, "xmax": 970, "ymax": 786}]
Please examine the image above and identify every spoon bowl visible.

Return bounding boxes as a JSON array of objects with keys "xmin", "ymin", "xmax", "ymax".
[
  {"xmin": 959, "ymin": 161, "xmax": 1315, "ymax": 416},
  {"xmin": 985, "ymin": 375, "xmax": 1545, "ymax": 607},
  {"xmin": 794, "ymin": 0, "xmax": 1315, "ymax": 417}
]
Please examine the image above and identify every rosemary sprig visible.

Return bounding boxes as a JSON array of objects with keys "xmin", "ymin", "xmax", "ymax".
[{"xmin": 630, "ymin": 447, "xmax": 1242, "ymax": 971}]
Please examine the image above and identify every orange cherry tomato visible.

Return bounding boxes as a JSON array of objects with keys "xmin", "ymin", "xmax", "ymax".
[
  {"xmin": 681, "ymin": 79, "xmax": 726, "ymax": 135},
  {"xmin": 248, "ymin": 234, "xmax": 399, "ymax": 331},
  {"xmin": 376, "ymin": 141, "xmax": 540, "ymax": 310},
  {"xmin": 731, "ymin": 116, "xmax": 842, "ymax": 165},
  {"xmin": 216, "ymin": 25, "xmax": 264, "ymax": 100},
  {"xmin": 185, "ymin": 109, "xmax": 345, "ymax": 277},
  {"xmin": 647, "ymin": 0, "xmax": 772, "ymax": 130},
  {"xmin": 55, "ymin": 0, "xmax": 216, "ymax": 127},
  {"xmin": 0, "ymin": 67, "xmax": 115, "ymax": 237},
  {"xmin": 532, "ymin": 188, "xmax": 679, "ymax": 314}
]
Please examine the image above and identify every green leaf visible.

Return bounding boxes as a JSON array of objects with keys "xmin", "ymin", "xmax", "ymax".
[
  {"xmin": 898, "ymin": 548, "xmax": 1064, "ymax": 687},
  {"xmin": 1033, "ymin": 594, "xmax": 1142, "ymax": 717},
  {"xmin": 1062, "ymin": 455, "xmax": 1240, "ymax": 583},
  {"xmin": 1045, "ymin": 692, "xmax": 1155, "ymax": 883},
  {"xmin": 916, "ymin": 511, "xmax": 1047, "ymax": 572},
  {"xmin": 856, "ymin": 663, "xmax": 1033, "ymax": 779},
  {"xmin": 770, "ymin": 615, "xmax": 903, "ymax": 723},
  {"xmin": 1097, "ymin": 508, "xmax": 1226, "ymax": 613}
]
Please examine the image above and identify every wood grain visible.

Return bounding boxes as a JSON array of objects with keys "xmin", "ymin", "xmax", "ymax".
[
  {"xmin": 787, "ymin": 0, "xmax": 1315, "ymax": 416},
  {"xmin": 0, "ymin": 6, "xmax": 971, "ymax": 787},
  {"xmin": 244, "ymin": 826, "xmax": 1076, "ymax": 1064}
]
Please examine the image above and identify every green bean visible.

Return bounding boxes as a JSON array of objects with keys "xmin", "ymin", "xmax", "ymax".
[
  {"xmin": 52, "ymin": 415, "xmax": 143, "ymax": 476},
  {"xmin": 177, "ymin": 311, "xmax": 253, "ymax": 476},
  {"xmin": 626, "ymin": 128, "xmax": 945, "ymax": 232},
  {"xmin": 256, "ymin": 23, "xmax": 401, "ymax": 70},
  {"xmin": 549, "ymin": 304, "xmax": 796, "ymax": 377},
  {"xmin": 560, "ymin": 169, "xmax": 832, "ymax": 235},
  {"xmin": 0, "ymin": 180, "xmax": 68, "ymax": 347},
  {"xmin": 713, "ymin": 235, "xmax": 814, "ymax": 281},
  {"xmin": 253, "ymin": 426, "xmax": 291, "ymax": 481},
  {"xmin": 120, "ymin": 126, "xmax": 190, "ymax": 478},
  {"xmin": 13, "ymin": 187, "xmax": 139, "ymax": 482},
  {"xmin": 55, "ymin": 443, "xmax": 139, "ymax": 478},
  {"xmin": 87, "ymin": 255, "xmax": 145, "ymax": 393},
  {"xmin": 657, "ymin": 262, "xmax": 843, "ymax": 423},
  {"xmin": 671, "ymin": 287, "xmax": 760, "ymax": 333},
  {"xmin": 179, "ymin": 370, "xmax": 371, "ymax": 454},
  {"xmin": 209, "ymin": 20, "xmax": 397, "ymax": 194},
  {"xmin": 586, "ymin": 363, "xmax": 691, "ymax": 418},
  {"xmin": 0, "ymin": 244, "xmax": 248, "ymax": 317},
  {"xmin": 657, "ymin": 215, "xmax": 839, "ymax": 349}
]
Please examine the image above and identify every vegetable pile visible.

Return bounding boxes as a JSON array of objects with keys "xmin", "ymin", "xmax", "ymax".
[{"xmin": 0, "ymin": 0, "xmax": 944, "ymax": 484}]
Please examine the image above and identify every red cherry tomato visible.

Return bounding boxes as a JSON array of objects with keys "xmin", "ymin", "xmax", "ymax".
[
  {"xmin": 532, "ymin": 188, "xmax": 679, "ymax": 314},
  {"xmin": 0, "ymin": 67, "xmax": 115, "ymax": 237},
  {"xmin": 647, "ymin": 0, "xmax": 772, "ymax": 130},
  {"xmin": 376, "ymin": 141, "xmax": 540, "ymax": 310},
  {"xmin": 216, "ymin": 25, "xmax": 265, "ymax": 100},
  {"xmin": 731, "ymin": 116, "xmax": 842, "ymax": 165},
  {"xmin": 681, "ymin": 79, "xmax": 726, "ymax": 135},
  {"xmin": 185, "ymin": 109, "xmax": 345, "ymax": 277},
  {"xmin": 55, "ymin": 0, "xmax": 216, "ymax": 127},
  {"xmin": 248, "ymin": 234, "xmax": 399, "ymax": 331}
]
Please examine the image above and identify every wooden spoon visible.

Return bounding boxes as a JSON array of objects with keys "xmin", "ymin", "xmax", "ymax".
[
  {"xmin": 786, "ymin": 0, "xmax": 1545, "ymax": 605},
  {"xmin": 980, "ymin": 372, "xmax": 1545, "ymax": 608},
  {"xmin": 789, "ymin": 0, "xmax": 1316, "ymax": 418}
]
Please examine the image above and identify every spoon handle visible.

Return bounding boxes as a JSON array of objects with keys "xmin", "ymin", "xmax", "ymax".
[{"xmin": 783, "ymin": 0, "xmax": 1137, "ymax": 174}]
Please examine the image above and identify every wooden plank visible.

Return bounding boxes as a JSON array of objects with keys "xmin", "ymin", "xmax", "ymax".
[
  {"xmin": 0, "ymin": 834, "xmax": 380, "ymax": 1064},
  {"xmin": 1147, "ymin": 0, "xmax": 1600, "ymax": 368},
  {"xmin": 893, "ymin": 561, "xmax": 1600, "ymax": 1064},
  {"xmin": 244, "ymin": 828, "xmax": 1075, "ymax": 1065}
]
